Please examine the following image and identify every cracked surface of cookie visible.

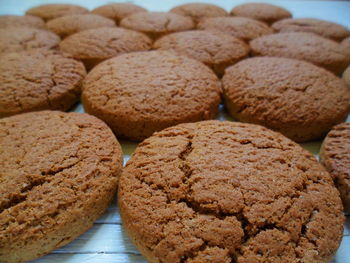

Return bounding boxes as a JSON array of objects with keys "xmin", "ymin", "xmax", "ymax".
[
  {"xmin": 0, "ymin": 15, "xmax": 46, "ymax": 29},
  {"xmin": 0, "ymin": 111, "xmax": 123, "ymax": 263},
  {"xmin": 118, "ymin": 120, "xmax": 344, "ymax": 263},
  {"xmin": 82, "ymin": 50, "xmax": 221, "ymax": 141},
  {"xmin": 26, "ymin": 4, "xmax": 88, "ymax": 22},
  {"xmin": 0, "ymin": 49, "xmax": 86, "ymax": 118},
  {"xmin": 120, "ymin": 12, "xmax": 195, "ymax": 39},
  {"xmin": 153, "ymin": 30, "xmax": 249, "ymax": 77},
  {"xmin": 222, "ymin": 57, "xmax": 350, "ymax": 142},
  {"xmin": 250, "ymin": 32, "xmax": 350, "ymax": 75},
  {"xmin": 320, "ymin": 122, "xmax": 350, "ymax": 212}
]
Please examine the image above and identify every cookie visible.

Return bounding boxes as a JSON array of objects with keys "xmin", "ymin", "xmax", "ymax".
[
  {"xmin": 118, "ymin": 120, "xmax": 344, "ymax": 263},
  {"xmin": 231, "ymin": 3, "xmax": 292, "ymax": 24},
  {"xmin": 272, "ymin": 18, "xmax": 350, "ymax": 41},
  {"xmin": 120, "ymin": 12, "xmax": 194, "ymax": 39},
  {"xmin": 222, "ymin": 57, "xmax": 350, "ymax": 142},
  {"xmin": 82, "ymin": 50, "xmax": 221, "ymax": 141},
  {"xmin": 0, "ymin": 27, "xmax": 60, "ymax": 54},
  {"xmin": 91, "ymin": 3, "xmax": 147, "ymax": 25},
  {"xmin": 343, "ymin": 65, "xmax": 350, "ymax": 86},
  {"xmin": 0, "ymin": 110, "xmax": 123, "ymax": 263},
  {"xmin": 153, "ymin": 30, "xmax": 249, "ymax": 77},
  {"xmin": 169, "ymin": 3, "xmax": 228, "ymax": 25},
  {"xmin": 26, "ymin": 4, "xmax": 88, "ymax": 22},
  {"xmin": 59, "ymin": 27, "xmax": 152, "ymax": 70},
  {"xmin": 250, "ymin": 32, "xmax": 350, "ymax": 75},
  {"xmin": 0, "ymin": 15, "xmax": 45, "ymax": 29},
  {"xmin": 47, "ymin": 14, "xmax": 116, "ymax": 38},
  {"xmin": 197, "ymin": 17, "xmax": 273, "ymax": 42},
  {"xmin": 342, "ymin": 36, "xmax": 350, "ymax": 53}
]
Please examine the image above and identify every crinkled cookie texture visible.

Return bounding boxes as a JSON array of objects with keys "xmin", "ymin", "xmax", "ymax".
[
  {"xmin": 91, "ymin": 3, "xmax": 147, "ymax": 24},
  {"xmin": 120, "ymin": 12, "xmax": 195, "ymax": 39},
  {"xmin": 82, "ymin": 50, "xmax": 221, "ymax": 141},
  {"xmin": 250, "ymin": 32, "xmax": 350, "ymax": 75},
  {"xmin": 0, "ymin": 27, "xmax": 60, "ymax": 54},
  {"xmin": 0, "ymin": 15, "xmax": 46, "ymax": 29},
  {"xmin": 320, "ymin": 122, "xmax": 350, "ymax": 212},
  {"xmin": 0, "ymin": 111, "xmax": 123, "ymax": 263},
  {"xmin": 26, "ymin": 4, "xmax": 88, "ymax": 22},
  {"xmin": 343, "ymin": 65, "xmax": 350, "ymax": 86},
  {"xmin": 272, "ymin": 18, "xmax": 350, "ymax": 41},
  {"xmin": 154, "ymin": 30, "xmax": 249, "ymax": 76},
  {"xmin": 47, "ymin": 14, "xmax": 116, "ymax": 38},
  {"xmin": 118, "ymin": 120, "xmax": 344, "ymax": 263},
  {"xmin": 169, "ymin": 3, "xmax": 228, "ymax": 24},
  {"xmin": 230, "ymin": 3, "xmax": 292, "ymax": 24},
  {"xmin": 198, "ymin": 17, "xmax": 273, "ymax": 42},
  {"xmin": 0, "ymin": 49, "xmax": 86, "ymax": 118},
  {"xmin": 59, "ymin": 27, "xmax": 152, "ymax": 70},
  {"xmin": 222, "ymin": 57, "xmax": 350, "ymax": 142}
]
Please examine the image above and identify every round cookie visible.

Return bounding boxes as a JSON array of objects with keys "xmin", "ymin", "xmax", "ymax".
[
  {"xmin": 0, "ymin": 27, "xmax": 60, "ymax": 54},
  {"xmin": 0, "ymin": 49, "xmax": 86, "ymax": 118},
  {"xmin": 59, "ymin": 27, "xmax": 152, "ymax": 70},
  {"xmin": 120, "ymin": 12, "xmax": 194, "ymax": 39},
  {"xmin": 343, "ymin": 65, "xmax": 350, "ymax": 86},
  {"xmin": 169, "ymin": 3, "xmax": 228, "ymax": 25},
  {"xmin": 47, "ymin": 14, "xmax": 116, "ymax": 38},
  {"xmin": 222, "ymin": 57, "xmax": 350, "ymax": 142},
  {"xmin": 26, "ymin": 4, "xmax": 88, "ymax": 22},
  {"xmin": 272, "ymin": 18, "xmax": 350, "ymax": 41},
  {"xmin": 91, "ymin": 3, "xmax": 147, "ymax": 24},
  {"xmin": 118, "ymin": 120, "xmax": 344, "ymax": 263},
  {"xmin": 197, "ymin": 17, "xmax": 273, "ymax": 42},
  {"xmin": 82, "ymin": 50, "xmax": 221, "ymax": 141},
  {"xmin": 0, "ymin": 15, "xmax": 45, "ymax": 29},
  {"xmin": 250, "ymin": 32, "xmax": 350, "ymax": 75},
  {"xmin": 231, "ymin": 3, "xmax": 292, "ymax": 25},
  {"xmin": 153, "ymin": 30, "xmax": 249, "ymax": 77},
  {"xmin": 0, "ymin": 110, "xmax": 123, "ymax": 263},
  {"xmin": 342, "ymin": 36, "xmax": 350, "ymax": 54},
  {"xmin": 320, "ymin": 122, "xmax": 350, "ymax": 212}
]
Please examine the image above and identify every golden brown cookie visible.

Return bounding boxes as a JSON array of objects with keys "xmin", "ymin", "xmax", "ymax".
[
  {"xmin": 82, "ymin": 50, "xmax": 221, "ymax": 141},
  {"xmin": 231, "ymin": 3, "xmax": 292, "ymax": 24},
  {"xmin": 26, "ymin": 4, "xmax": 88, "ymax": 22},
  {"xmin": 59, "ymin": 27, "xmax": 152, "ymax": 70},
  {"xmin": 250, "ymin": 32, "xmax": 350, "ymax": 75},
  {"xmin": 343, "ymin": 65, "xmax": 350, "ymax": 86},
  {"xmin": 153, "ymin": 30, "xmax": 249, "ymax": 77},
  {"xmin": 222, "ymin": 57, "xmax": 350, "ymax": 142},
  {"xmin": 198, "ymin": 17, "xmax": 273, "ymax": 42},
  {"xmin": 0, "ymin": 49, "xmax": 86, "ymax": 118},
  {"xmin": 169, "ymin": 3, "xmax": 228, "ymax": 25},
  {"xmin": 342, "ymin": 36, "xmax": 350, "ymax": 54},
  {"xmin": 0, "ymin": 15, "xmax": 45, "ymax": 29},
  {"xmin": 272, "ymin": 18, "xmax": 350, "ymax": 41},
  {"xmin": 0, "ymin": 110, "xmax": 123, "ymax": 263},
  {"xmin": 47, "ymin": 14, "xmax": 116, "ymax": 38},
  {"xmin": 118, "ymin": 120, "xmax": 344, "ymax": 263},
  {"xmin": 91, "ymin": 3, "xmax": 147, "ymax": 25},
  {"xmin": 120, "ymin": 12, "xmax": 194, "ymax": 39},
  {"xmin": 0, "ymin": 27, "xmax": 60, "ymax": 54}
]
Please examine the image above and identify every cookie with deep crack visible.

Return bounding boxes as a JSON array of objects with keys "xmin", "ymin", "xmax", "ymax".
[
  {"xmin": 0, "ymin": 49, "xmax": 86, "ymax": 118},
  {"xmin": 222, "ymin": 57, "xmax": 350, "ymax": 142},
  {"xmin": 118, "ymin": 120, "xmax": 344, "ymax": 263},
  {"xmin": 0, "ymin": 15, "xmax": 46, "ymax": 29},
  {"xmin": 0, "ymin": 110, "xmax": 123, "ymax": 263},
  {"xmin": 26, "ymin": 4, "xmax": 88, "ymax": 22},
  {"xmin": 82, "ymin": 50, "xmax": 221, "ymax": 141}
]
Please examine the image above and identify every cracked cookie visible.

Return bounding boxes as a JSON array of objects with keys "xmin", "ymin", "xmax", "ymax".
[
  {"xmin": 250, "ymin": 32, "xmax": 350, "ymax": 75},
  {"xmin": 120, "ymin": 12, "xmax": 195, "ymax": 39},
  {"xmin": 222, "ymin": 57, "xmax": 350, "ymax": 142},
  {"xmin": 320, "ymin": 122, "xmax": 350, "ymax": 212},
  {"xmin": 0, "ymin": 27, "xmax": 60, "ymax": 54},
  {"xmin": 26, "ymin": 4, "xmax": 88, "ymax": 22},
  {"xmin": 82, "ymin": 50, "xmax": 221, "ymax": 141},
  {"xmin": 0, "ymin": 15, "xmax": 46, "ymax": 29},
  {"xmin": 59, "ymin": 27, "xmax": 151, "ymax": 71},
  {"xmin": 0, "ymin": 49, "xmax": 86, "ymax": 118},
  {"xmin": 0, "ymin": 110, "xmax": 123, "ymax": 263},
  {"xmin": 153, "ymin": 30, "xmax": 249, "ymax": 77},
  {"xmin": 118, "ymin": 120, "xmax": 344, "ymax": 263}
]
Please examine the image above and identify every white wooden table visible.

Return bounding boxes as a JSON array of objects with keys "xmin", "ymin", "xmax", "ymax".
[{"xmin": 1, "ymin": 0, "xmax": 349, "ymax": 262}]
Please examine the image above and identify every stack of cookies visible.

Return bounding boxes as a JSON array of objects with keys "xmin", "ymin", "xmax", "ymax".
[{"xmin": 0, "ymin": 2, "xmax": 349, "ymax": 263}]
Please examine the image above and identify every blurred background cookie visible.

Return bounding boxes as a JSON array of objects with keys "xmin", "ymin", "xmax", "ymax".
[
  {"xmin": 0, "ymin": 15, "xmax": 45, "ymax": 29},
  {"xmin": 26, "ymin": 4, "xmax": 88, "ymax": 21}
]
